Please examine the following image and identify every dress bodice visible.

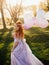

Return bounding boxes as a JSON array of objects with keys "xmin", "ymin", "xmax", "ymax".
[{"xmin": 14, "ymin": 36, "xmax": 26, "ymax": 44}]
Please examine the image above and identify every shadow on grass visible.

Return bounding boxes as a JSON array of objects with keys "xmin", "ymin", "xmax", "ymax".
[
  {"xmin": 25, "ymin": 27, "xmax": 49, "ymax": 65},
  {"xmin": 0, "ymin": 28, "xmax": 13, "ymax": 65},
  {"xmin": 0, "ymin": 27, "xmax": 49, "ymax": 65}
]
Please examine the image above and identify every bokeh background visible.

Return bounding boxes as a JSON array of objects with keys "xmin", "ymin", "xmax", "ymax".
[{"xmin": 0, "ymin": 0, "xmax": 49, "ymax": 65}]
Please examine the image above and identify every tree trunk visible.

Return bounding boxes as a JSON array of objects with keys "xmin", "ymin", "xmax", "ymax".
[
  {"xmin": 47, "ymin": 0, "xmax": 49, "ymax": 11},
  {"xmin": 1, "ymin": 7, "xmax": 6, "ymax": 29}
]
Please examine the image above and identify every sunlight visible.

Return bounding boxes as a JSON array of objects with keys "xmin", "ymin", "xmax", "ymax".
[
  {"xmin": 6, "ymin": 0, "xmax": 21, "ymax": 7},
  {"xmin": 5, "ymin": 0, "xmax": 46, "ymax": 18},
  {"xmin": 6, "ymin": 0, "xmax": 46, "ymax": 7}
]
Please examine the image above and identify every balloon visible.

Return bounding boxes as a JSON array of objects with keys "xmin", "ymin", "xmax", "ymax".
[
  {"xmin": 44, "ymin": 11, "xmax": 49, "ymax": 20},
  {"xmin": 23, "ymin": 9, "xmax": 48, "ymax": 29},
  {"xmin": 37, "ymin": 18, "xmax": 49, "ymax": 28},
  {"xmin": 36, "ymin": 9, "xmax": 49, "ymax": 28},
  {"xmin": 23, "ymin": 12, "xmax": 35, "ymax": 29},
  {"xmin": 23, "ymin": 24, "xmax": 31, "ymax": 29},
  {"xmin": 23, "ymin": 17, "xmax": 39, "ymax": 29},
  {"xmin": 36, "ymin": 9, "xmax": 45, "ymax": 19},
  {"xmin": 32, "ymin": 17, "xmax": 38, "ymax": 26}
]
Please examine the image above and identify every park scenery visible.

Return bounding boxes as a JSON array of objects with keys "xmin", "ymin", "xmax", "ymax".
[{"xmin": 0, "ymin": 0, "xmax": 49, "ymax": 65}]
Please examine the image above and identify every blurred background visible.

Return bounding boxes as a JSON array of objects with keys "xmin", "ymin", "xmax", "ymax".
[{"xmin": 0, "ymin": 0, "xmax": 49, "ymax": 65}]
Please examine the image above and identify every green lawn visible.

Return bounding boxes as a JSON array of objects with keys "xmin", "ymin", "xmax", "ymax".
[{"xmin": 0, "ymin": 27, "xmax": 49, "ymax": 65}]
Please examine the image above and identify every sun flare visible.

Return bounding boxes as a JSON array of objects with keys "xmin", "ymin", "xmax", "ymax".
[
  {"xmin": 0, "ymin": 0, "xmax": 46, "ymax": 18},
  {"xmin": 6, "ymin": 0, "xmax": 46, "ymax": 7}
]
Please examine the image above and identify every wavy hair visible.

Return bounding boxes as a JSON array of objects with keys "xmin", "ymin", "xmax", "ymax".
[{"xmin": 15, "ymin": 20, "xmax": 24, "ymax": 39}]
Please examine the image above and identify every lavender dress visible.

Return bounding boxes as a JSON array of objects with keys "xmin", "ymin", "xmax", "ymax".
[{"xmin": 11, "ymin": 37, "xmax": 44, "ymax": 65}]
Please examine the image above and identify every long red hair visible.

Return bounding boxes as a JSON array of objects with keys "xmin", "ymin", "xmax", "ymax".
[{"xmin": 15, "ymin": 20, "xmax": 24, "ymax": 39}]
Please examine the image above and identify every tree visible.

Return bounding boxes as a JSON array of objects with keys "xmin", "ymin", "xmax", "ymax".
[
  {"xmin": 39, "ymin": 2, "xmax": 48, "ymax": 11},
  {"xmin": 31, "ymin": 5, "xmax": 37, "ymax": 16},
  {"xmin": 0, "ymin": 0, "xmax": 6, "ymax": 29},
  {"xmin": 47, "ymin": 0, "xmax": 49, "ymax": 11},
  {"xmin": 6, "ymin": 0, "xmax": 23, "ymax": 23}
]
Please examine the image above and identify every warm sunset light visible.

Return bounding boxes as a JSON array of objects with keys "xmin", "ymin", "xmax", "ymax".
[
  {"xmin": 0, "ymin": 0, "xmax": 46, "ymax": 18},
  {"xmin": 6, "ymin": 0, "xmax": 21, "ymax": 7},
  {"xmin": 5, "ymin": 0, "xmax": 46, "ymax": 18},
  {"xmin": 0, "ymin": 1, "xmax": 49, "ymax": 65},
  {"xmin": 6, "ymin": 0, "xmax": 46, "ymax": 7}
]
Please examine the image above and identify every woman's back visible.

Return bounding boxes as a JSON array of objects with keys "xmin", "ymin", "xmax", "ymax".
[{"xmin": 11, "ymin": 20, "xmax": 44, "ymax": 65}]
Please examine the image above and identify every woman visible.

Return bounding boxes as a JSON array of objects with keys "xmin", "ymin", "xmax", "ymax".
[{"xmin": 11, "ymin": 20, "xmax": 44, "ymax": 65}]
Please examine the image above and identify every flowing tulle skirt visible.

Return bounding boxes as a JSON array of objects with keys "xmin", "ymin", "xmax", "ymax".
[{"xmin": 11, "ymin": 41, "xmax": 44, "ymax": 65}]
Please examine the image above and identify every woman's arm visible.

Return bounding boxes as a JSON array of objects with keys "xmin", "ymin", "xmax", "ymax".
[
  {"xmin": 11, "ymin": 42, "xmax": 18, "ymax": 52},
  {"xmin": 11, "ymin": 31, "xmax": 18, "ymax": 52}
]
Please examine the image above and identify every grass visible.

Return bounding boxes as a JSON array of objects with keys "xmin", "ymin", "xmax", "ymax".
[{"xmin": 0, "ymin": 27, "xmax": 49, "ymax": 65}]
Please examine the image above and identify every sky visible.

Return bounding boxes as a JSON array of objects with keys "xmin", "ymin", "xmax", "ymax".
[
  {"xmin": 0, "ymin": 0, "xmax": 46, "ymax": 18},
  {"xmin": 6, "ymin": 0, "xmax": 46, "ymax": 7}
]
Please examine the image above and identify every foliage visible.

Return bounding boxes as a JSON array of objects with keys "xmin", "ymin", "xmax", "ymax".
[{"xmin": 0, "ymin": 27, "xmax": 49, "ymax": 65}]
